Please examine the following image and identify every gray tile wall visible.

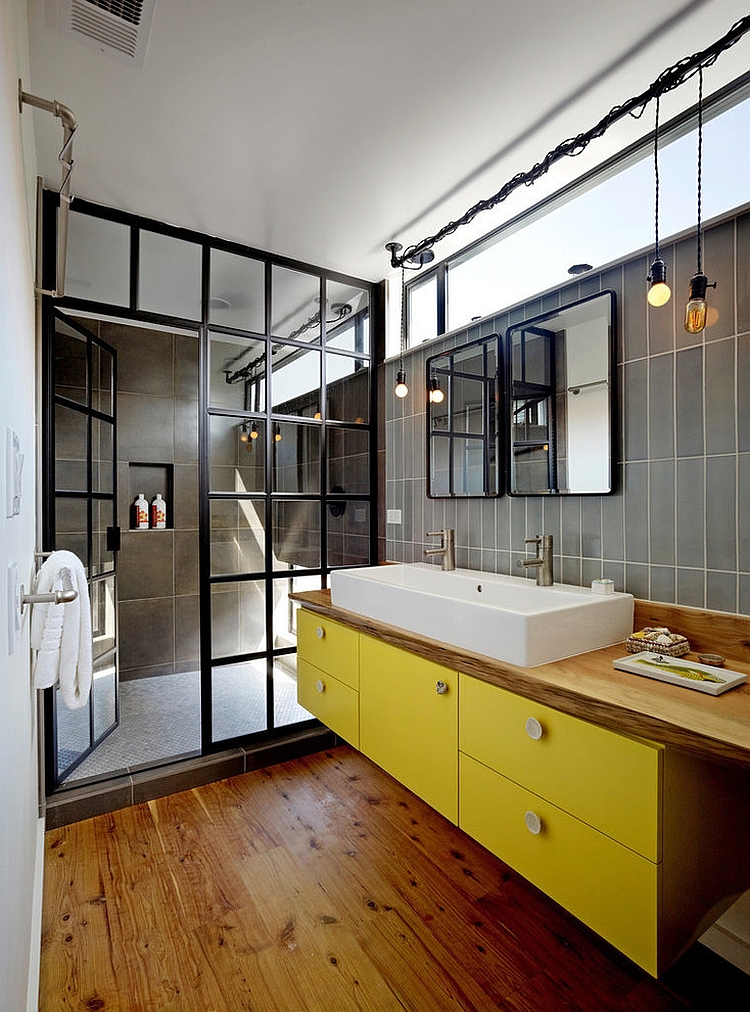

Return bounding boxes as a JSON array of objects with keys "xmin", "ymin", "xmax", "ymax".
[
  {"xmin": 98, "ymin": 322, "xmax": 200, "ymax": 680},
  {"xmin": 384, "ymin": 209, "xmax": 750, "ymax": 616}
]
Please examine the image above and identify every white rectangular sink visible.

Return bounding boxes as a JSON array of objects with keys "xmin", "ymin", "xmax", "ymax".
[{"xmin": 330, "ymin": 564, "xmax": 633, "ymax": 668}]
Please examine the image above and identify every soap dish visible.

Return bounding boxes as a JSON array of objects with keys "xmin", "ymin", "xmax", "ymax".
[{"xmin": 626, "ymin": 627, "xmax": 689, "ymax": 657}]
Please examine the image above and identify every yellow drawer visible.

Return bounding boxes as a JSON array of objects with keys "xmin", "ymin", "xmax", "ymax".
[
  {"xmin": 459, "ymin": 675, "xmax": 662, "ymax": 860},
  {"xmin": 298, "ymin": 658, "xmax": 359, "ymax": 747},
  {"xmin": 360, "ymin": 636, "xmax": 458, "ymax": 823},
  {"xmin": 297, "ymin": 610, "xmax": 359, "ymax": 688},
  {"xmin": 460, "ymin": 753, "xmax": 659, "ymax": 975}
]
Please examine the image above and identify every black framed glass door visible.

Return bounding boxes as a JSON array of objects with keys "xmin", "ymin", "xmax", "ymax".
[{"xmin": 43, "ymin": 311, "xmax": 119, "ymax": 786}]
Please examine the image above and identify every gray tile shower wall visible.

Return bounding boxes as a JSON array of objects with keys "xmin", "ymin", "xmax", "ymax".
[
  {"xmin": 384, "ymin": 208, "xmax": 750, "ymax": 615},
  {"xmin": 98, "ymin": 322, "xmax": 200, "ymax": 680}
]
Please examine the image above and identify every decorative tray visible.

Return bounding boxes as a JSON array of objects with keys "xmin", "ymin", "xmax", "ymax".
[{"xmin": 613, "ymin": 651, "xmax": 747, "ymax": 696}]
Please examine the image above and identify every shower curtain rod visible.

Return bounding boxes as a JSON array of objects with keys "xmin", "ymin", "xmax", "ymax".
[{"xmin": 18, "ymin": 80, "xmax": 77, "ymax": 298}]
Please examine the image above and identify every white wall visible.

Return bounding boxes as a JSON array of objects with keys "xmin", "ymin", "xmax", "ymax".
[{"xmin": 0, "ymin": 0, "xmax": 45, "ymax": 1009}]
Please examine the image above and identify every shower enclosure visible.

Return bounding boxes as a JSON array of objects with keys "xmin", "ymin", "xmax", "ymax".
[{"xmin": 41, "ymin": 192, "xmax": 379, "ymax": 791}]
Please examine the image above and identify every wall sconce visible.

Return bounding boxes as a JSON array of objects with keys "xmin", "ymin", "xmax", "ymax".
[
  {"xmin": 684, "ymin": 67, "xmax": 716, "ymax": 334},
  {"xmin": 647, "ymin": 96, "xmax": 671, "ymax": 308}
]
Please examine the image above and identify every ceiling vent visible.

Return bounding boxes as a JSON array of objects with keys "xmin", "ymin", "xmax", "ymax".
[{"xmin": 56, "ymin": 0, "xmax": 157, "ymax": 67}]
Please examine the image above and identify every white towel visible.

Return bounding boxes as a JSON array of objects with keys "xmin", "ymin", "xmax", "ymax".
[{"xmin": 30, "ymin": 551, "xmax": 93, "ymax": 710}]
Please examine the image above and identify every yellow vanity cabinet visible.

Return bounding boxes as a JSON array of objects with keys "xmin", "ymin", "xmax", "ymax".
[
  {"xmin": 459, "ymin": 675, "xmax": 662, "ymax": 972},
  {"xmin": 296, "ymin": 610, "xmax": 360, "ymax": 747},
  {"xmin": 360, "ymin": 635, "xmax": 458, "ymax": 823},
  {"xmin": 458, "ymin": 673, "xmax": 750, "ymax": 976}
]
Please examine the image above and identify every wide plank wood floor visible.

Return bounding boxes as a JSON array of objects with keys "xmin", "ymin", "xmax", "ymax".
[{"xmin": 39, "ymin": 745, "xmax": 750, "ymax": 1011}]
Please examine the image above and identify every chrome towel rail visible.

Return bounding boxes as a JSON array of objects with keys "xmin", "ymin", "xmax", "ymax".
[{"xmin": 21, "ymin": 566, "xmax": 78, "ymax": 609}]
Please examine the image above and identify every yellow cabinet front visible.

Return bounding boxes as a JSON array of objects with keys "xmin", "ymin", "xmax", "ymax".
[
  {"xmin": 360, "ymin": 635, "xmax": 458, "ymax": 823},
  {"xmin": 298, "ymin": 658, "xmax": 359, "ymax": 747},
  {"xmin": 297, "ymin": 610, "xmax": 359, "ymax": 688},
  {"xmin": 459, "ymin": 674, "xmax": 663, "ymax": 861},
  {"xmin": 460, "ymin": 753, "xmax": 659, "ymax": 976}
]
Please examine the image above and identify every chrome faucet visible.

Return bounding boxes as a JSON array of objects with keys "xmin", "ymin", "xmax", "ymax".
[
  {"xmin": 425, "ymin": 529, "xmax": 456, "ymax": 571},
  {"xmin": 522, "ymin": 534, "xmax": 554, "ymax": 586}
]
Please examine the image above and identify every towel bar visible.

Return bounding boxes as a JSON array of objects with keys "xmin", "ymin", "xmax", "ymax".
[{"xmin": 21, "ymin": 566, "xmax": 78, "ymax": 609}]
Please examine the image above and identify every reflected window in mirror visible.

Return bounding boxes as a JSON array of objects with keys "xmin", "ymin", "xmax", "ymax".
[
  {"xmin": 506, "ymin": 290, "xmax": 615, "ymax": 495},
  {"xmin": 426, "ymin": 335, "xmax": 502, "ymax": 497}
]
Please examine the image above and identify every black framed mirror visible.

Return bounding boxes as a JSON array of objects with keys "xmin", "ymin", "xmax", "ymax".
[
  {"xmin": 426, "ymin": 334, "xmax": 502, "ymax": 497},
  {"xmin": 506, "ymin": 290, "xmax": 615, "ymax": 495}
]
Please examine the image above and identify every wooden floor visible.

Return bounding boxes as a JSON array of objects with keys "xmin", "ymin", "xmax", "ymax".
[{"xmin": 39, "ymin": 745, "xmax": 750, "ymax": 1011}]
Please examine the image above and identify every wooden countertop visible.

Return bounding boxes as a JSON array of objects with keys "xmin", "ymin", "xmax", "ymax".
[{"xmin": 291, "ymin": 589, "xmax": 750, "ymax": 770}]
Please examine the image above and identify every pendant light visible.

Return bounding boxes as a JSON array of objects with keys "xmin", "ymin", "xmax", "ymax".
[
  {"xmin": 394, "ymin": 265, "xmax": 409, "ymax": 398},
  {"xmin": 684, "ymin": 66, "xmax": 716, "ymax": 334},
  {"xmin": 428, "ymin": 375, "xmax": 444, "ymax": 404},
  {"xmin": 647, "ymin": 96, "xmax": 671, "ymax": 308}
]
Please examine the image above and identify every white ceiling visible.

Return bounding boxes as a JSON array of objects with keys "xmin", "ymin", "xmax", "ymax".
[{"xmin": 25, "ymin": 0, "xmax": 750, "ymax": 284}]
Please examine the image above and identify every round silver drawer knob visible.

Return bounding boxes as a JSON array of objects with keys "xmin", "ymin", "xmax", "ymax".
[
  {"xmin": 316, "ymin": 679, "xmax": 325, "ymax": 693},
  {"xmin": 316, "ymin": 626, "xmax": 325, "ymax": 640},
  {"xmin": 436, "ymin": 680, "xmax": 448, "ymax": 695},
  {"xmin": 525, "ymin": 716, "xmax": 544, "ymax": 741},
  {"xmin": 524, "ymin": 811, "xmax": 543, "ymax": 835}
]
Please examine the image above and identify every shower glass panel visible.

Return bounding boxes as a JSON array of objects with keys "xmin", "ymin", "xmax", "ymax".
[
  {"xmin": 54, "ymin": 323, "xmax": 87, "ymax": 403},
  {"xmin": 211, "ymin": 660, "xmax": 269, "ymax": 742},
  {"xmin": 54, "ymin": 497, "xmax": 88, "ymax": 561},
  {"xmin": 91, "ymin": 576, "xmax": 116, "ymax": 658},
  {"xmin": 328, "ymin": 500, "xmax": 370, "ymax": 567},
  {"xmin": 210, "ymin": 580, "xmax": 266, "ymax": 659},
  {"xmin": 327, "ymin": 427, "xmax": 370, "ymax": 494},
  {"xmin": 210, "ymin": 249, "xmax": 266, "ymax": 333},
  {"xmin": 92, "ymin": 655, "xmax": 117, "ymax": 740},
  {"xmin": 276, "ymin": 573, "xmax": 323, "ymax": 643},
  {"xmin": 271, "ymin": 266, "xmax": 321, "ymax": 342},
  {"xmin": 272, "ymin": 422, "xmax": 320, "ymax": 493},
  {"xmin": 91, "ymin": 343, "xmax": 114, "ymax": 415},
  {"xmin": 326, "ymin": 353, "xmax": 369, "ymax": 423},
  {"xmin": 55, "ymin": 404, "xmax": 87, "ymax": 490},
  {"xmin": 209, "ymin": 499, "xmax": 266, "ymax": 576},
  {"xmin": 272, "ymin": 500, "xmax": 321, "ymax": 570},
  {"xmin": 65, "ymin": 210, "xmax": 130, "ymax": 306},
  {"xmin": 273, "ymin": 657, "xmax": 313, "ymax": 727},
  {"xmin": 209, "ymin": 416, "xmax": 266, "ymax": 494},
  {"xmin": 138, "ymin": 230, "xmax": 202, "ymax": 319},
  {"xmin": 209, "ymin": 332, "xmax": 266, "ymax": 412},
  {"xmin": 325, "ymin": 280, "xmax": 370, "ymax": 353},
  {"xmin": 271, "ymin": 343, "xmax": 321, "ymax": 417},
  {"xmin": 91, "ymin": 498, "xmax": 114, "ymax": 576},
  {"xmin": 91, "ymin": 418, "xmax": 113, "ymax": 493}
]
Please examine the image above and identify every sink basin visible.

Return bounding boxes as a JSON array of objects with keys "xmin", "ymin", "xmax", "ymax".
[{"xmin": 330, "ymin": 564, "xmax": 633, "ymax": 667}]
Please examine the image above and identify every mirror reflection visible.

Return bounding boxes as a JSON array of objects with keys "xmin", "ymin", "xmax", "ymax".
[
  {"xmin": 507, "ymin": 290, "xmax": 615, "ymax": 495},
  {"xmin": 426, "ymin": 335, "xmax": 501, "ymax": 497}
]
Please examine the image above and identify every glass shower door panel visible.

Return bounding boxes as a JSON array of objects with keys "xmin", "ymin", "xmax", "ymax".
[
  {"xmin": 211, "ymin": 660, "xmax": 269, "ymax": 742},
  {"xmin": 92, "ymin": 653, "xmax": 117, "ymax": 741}
]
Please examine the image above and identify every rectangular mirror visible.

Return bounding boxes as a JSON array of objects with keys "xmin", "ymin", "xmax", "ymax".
[
  {"xmin": 507, "ymin": 290, "xmax": 615, "ymax": 495},
  {"xmin": 426, "ymin": 335, "xmax": 501, "ymax": 497}
]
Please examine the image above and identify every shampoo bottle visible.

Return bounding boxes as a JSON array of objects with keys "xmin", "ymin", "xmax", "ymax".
[
  {"xmin": 151, "ymin": 493, "xmax": 167, "ymax": 529},
  {"xmin": 134, "ymin": 492, "xmax": 149, "ymax": 530}
]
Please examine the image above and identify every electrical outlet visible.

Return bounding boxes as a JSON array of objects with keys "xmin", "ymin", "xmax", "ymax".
[{"xmin": 386, "ymin": 508, "xmax": 402, "ymax": 525}]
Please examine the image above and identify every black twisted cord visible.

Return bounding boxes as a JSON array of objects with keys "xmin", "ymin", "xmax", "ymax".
[
  {"xmin": 653, "ymin": 95, "xmax": 661, "ymax": 260},
  {"xmin": 389, "ymin": 16, "xmax": 750, "ymax": 268},
  {"xmin": 696, "ymin": 66, "xmax": 704, "ymax": 274}
]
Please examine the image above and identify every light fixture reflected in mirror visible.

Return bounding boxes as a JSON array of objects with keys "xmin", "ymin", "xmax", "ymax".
[{"xmin": 428, "ymin": 376, "xmax": 444, "ymax": 403}]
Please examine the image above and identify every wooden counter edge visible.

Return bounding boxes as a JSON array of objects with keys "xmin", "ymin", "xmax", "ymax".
[{"xmin": 291, "ymin": 589, "xmax": 750, "ymax": 771}]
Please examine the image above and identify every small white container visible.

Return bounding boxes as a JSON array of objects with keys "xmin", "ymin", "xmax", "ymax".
[
  {"xmin": 150, "ymin": 493, "xmax": 167, "ymax": 529},
  {"xmin": 591, "ymin": 578, "xmax": 615, "ymax": 596},
  {"xmin": 134, "ymin": 492, "xmax": 149, "ymax": 530}
]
